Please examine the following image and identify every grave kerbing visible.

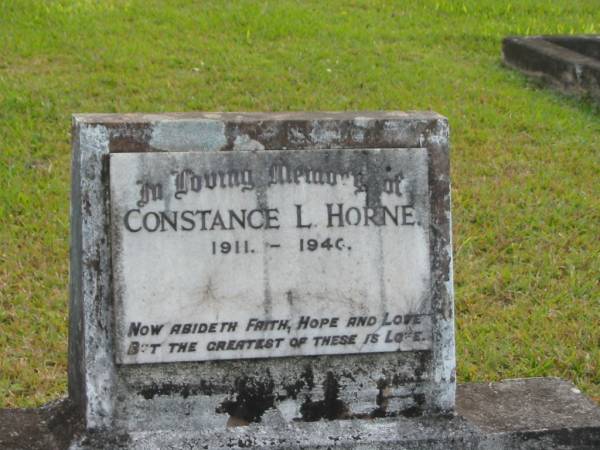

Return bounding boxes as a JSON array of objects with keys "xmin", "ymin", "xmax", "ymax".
[{"xmin": 503, "ymin": 35, "xmax": 600, "ymax": 102}]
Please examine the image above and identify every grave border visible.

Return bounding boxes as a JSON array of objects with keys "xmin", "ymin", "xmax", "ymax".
[{"xmin": 503, "ymin": 35, "xmax": 600, "ymax": 102}]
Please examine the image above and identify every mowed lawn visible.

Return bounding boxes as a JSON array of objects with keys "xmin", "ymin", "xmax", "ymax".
[{"xmin": 1, "ymin": 0, "xmax": 598, "ymax": 408}]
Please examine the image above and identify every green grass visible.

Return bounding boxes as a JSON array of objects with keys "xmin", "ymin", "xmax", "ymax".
[{"xmin": 1, "ymin": 0, "xmax": 598, "ymax": 408}]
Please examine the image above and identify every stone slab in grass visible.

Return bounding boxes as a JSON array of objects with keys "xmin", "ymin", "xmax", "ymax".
[{"xmin": 502, "ymin": 35, "xmax": 600, "ymax": 102}]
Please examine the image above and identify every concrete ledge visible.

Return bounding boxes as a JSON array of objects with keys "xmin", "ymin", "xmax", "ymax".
[
  {"xmin": 502, "ymin": 35, "xmax": 600, "ymax": 102},
  {"xmin": 1, "ymin": 378, "xmax": 599, "ymax": 449}
]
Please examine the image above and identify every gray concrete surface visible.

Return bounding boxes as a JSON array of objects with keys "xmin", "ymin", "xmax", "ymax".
[{"xmin": 1, "ymin": 378, "xmax": 599, "ymax": 449}]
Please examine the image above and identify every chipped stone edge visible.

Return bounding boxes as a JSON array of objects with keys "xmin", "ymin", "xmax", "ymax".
[
  {"xmin": 420, "ymin": 116, "xmax": 455, "ymax": 412},
  {"xmin": 70, "ymin": 119, "xmax": 117, "ymax": 429}
]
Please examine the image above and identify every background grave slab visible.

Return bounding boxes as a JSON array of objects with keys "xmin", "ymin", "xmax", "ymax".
[{"xmin": 503, "ymin": 35, "xmax": 600, "ymax": 102}]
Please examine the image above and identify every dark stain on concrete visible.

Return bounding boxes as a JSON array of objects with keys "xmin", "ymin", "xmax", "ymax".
[
  {"xmin": 217, "ymin": 376, "xmax": 277, "ymax": 424},
  {"xmin": 283, "ymin": 366, "xmax": 315, "ymax": 399},
  {"xmin": 299, "ymin": 372, "xmax": 348, "ymax": 421},
  {"xmin": 108, "ymin": 123, "xmax": 153, "ymax": 153},
  {"xmin": 138, "ymin": 380, "xmax": 216, "ymax": 400}
]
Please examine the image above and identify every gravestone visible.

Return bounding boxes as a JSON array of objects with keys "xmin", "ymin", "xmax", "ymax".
[
  {"xmin": 69, "ymin": 112, "xmax": 455, "ymax": 434},
  {"xmin": 3, "ymin": 111, "xmax": 598, "ymax": 449}
]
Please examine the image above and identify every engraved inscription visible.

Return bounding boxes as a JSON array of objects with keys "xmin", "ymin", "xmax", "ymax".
[{"xmin": 110, "ymin": 148, "xmax": 432, "ymax": 364}]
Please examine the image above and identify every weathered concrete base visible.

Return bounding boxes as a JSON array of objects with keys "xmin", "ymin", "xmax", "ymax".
[
  {"xmin": 1, "ymin": 378, "xmax": 599, "ymax": 449},
  {"xmin": 502, "ymin": 35, "xmax": 600, "ymax": 103}
]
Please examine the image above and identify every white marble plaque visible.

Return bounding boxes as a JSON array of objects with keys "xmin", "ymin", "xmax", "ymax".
[{"xmin": 110, "ymin": 148, "xmax": 432, "ymax": 364}]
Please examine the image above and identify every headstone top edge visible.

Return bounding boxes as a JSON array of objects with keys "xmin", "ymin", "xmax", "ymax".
[{"xmin": 72, "ymin": 110, "xmax": 447, "ymax": 126}]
